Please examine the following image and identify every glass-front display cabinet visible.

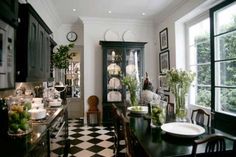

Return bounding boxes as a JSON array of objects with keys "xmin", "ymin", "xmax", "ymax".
[{"xmin": 100, "ymin": 41, "xmax": 147, "ymax": 125}]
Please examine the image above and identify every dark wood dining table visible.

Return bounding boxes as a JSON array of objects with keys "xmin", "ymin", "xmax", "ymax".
[{"xmin": 118, "ymin": 105, "xmax": 236, "ymax": 157}]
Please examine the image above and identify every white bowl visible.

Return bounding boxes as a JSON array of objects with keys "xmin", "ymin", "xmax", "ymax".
[{"xmin": 28, "ymin": 108, "xmax": 46, "ymax": 120}]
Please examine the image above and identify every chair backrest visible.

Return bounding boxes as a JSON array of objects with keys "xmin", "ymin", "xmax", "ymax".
[
  {"xmin": 121, "ymin": 113, "xmax": 135, "ymax": 157},
  {"xmin": 191, "ymin": 108, "xmax": 210, "ymax": 127},
  {"xmin": 191, "ymin": 134, "xmax": 236, "ymax": 157},
  {"xmin": 111, "ymin": 104, "xmax": 122, "ymax": 134},
  {"xmin": 87, "ymin": 95, "xmax": 99, "ymax": 111},
  {"xmin": 166, "ymin": 103, "xmax": 175, "ymax": 121}
]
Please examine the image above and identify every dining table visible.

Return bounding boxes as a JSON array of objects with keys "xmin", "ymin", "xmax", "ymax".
[{"xmin": 118, "ymin": 105, "xmax": 236, "ymax": 157}]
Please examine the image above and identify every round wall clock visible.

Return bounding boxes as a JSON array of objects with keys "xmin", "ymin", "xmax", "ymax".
[{"xmin": 66, "ymin": 31, "xmax": 77, "ymax": 42}]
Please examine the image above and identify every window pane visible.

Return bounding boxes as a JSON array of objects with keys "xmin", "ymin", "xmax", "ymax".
[
  {"xmin": 197, "ymin": 64, "xmax": 211, "ymax": 85},
  {"xmin": 197, "ymin": 40, "xmax": 210, "ymax": 63},
  {"xmin": 215, "ymin": 2, "xmax": 236, "ymax": 35},
  {"xmin": 189, "ymin": 18, "xmax": 209, "ymax": 46},
  {"xmin": 216, "ymin": 88, "xmax": 236, "ymax": 114},
  {"xmin": 215, "ymin": 31, "xmax": 236, "ymax": 60},
  {"xmin": 197, "ymin": 86, "xmax": 211, "ymax": 107},
  {"xmin": 188, "ymin": 17, "xmax": 210, "ymax": 108},
  {"xmin": 215, "ymin": 60, "xmax": 236, "ymax": 86}
]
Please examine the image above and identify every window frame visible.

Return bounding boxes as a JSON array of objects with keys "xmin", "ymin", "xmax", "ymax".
[
  {"xmin": 185, "ymin": 12, "xmax": 211, "ymax": 108},
  {"xmin": 210, "ymin": 0, "xmax": 236, "ymax": 133}
]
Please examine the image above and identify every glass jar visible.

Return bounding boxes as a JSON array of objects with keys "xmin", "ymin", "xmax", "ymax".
[
  {"xmin": 8, "ymin": 102, "xmax": 32, "ymax": 136},
  {"xmin": 150, "ymin": 100, "xmax": 167, "ymax": 127}
]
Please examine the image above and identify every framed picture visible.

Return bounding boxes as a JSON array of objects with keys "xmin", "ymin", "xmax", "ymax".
[
  {"xmin": 159, "ymin": 75, "xmax": 169, "ymax": 92},
  {"xmin": 159, "ymin": 28, "xmax": 168, "ymax": 51},
  {"xmin": 159, "ymin": 50, "xmax": 170, "ymax": 74},
  {"xmin": 163, "ymin": 94, "xmax": 169, "ymax": 103}
]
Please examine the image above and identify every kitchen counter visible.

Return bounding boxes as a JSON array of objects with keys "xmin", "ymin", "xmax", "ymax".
[{"xmin": 0, "ymin": 104, "xmax": 68, "ymax": 157}]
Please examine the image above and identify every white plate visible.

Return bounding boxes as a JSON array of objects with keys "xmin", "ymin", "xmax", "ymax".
[
  {"xmin": 104, "ymin": 30, "xmax": 119, "ymax": 41},
  {"xmin": 107, "ymin": 91, "xmax": 122, "ymax": 102},
  {"xmin": 109, "ymin": 77, "xmax": 121, "ymax": 89},
  {"xmin": 161, "ymin": 122, "xmax": 205, "ymax": 138},
  {"xmin": 122, "ymin": 30, "xmax": 136, "ymax": 41},
  {"xmin": 127, "ymin": 106, "xmax": 148, "ymax": 114}
]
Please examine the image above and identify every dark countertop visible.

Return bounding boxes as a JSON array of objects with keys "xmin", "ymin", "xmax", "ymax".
[{"xmin": 0, "ymin": 104, "xmax": 67, "ymax": 157}]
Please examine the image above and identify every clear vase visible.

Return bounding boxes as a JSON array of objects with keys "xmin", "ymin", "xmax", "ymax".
[
  {"xmin": 150, "ymin": 100, "xmax": 166, "ymax": 127},
  {"xmin": 175, "ymin": 89, "xmax": 187, "ymax": 122}
]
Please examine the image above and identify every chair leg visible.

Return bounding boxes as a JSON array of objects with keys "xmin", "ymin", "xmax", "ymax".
[{"xmin": 113, "ymin": 135, "xmax": 118, "ymax": 156}]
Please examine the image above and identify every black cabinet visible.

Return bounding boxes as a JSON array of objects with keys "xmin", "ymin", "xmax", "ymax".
[
  {"xmin": 99, "ymin": 41, "xmax": 147, "ymax": 125},
  {"xmin": 0, "ymin": 0, "xmax": 18, "ymax": 27},
  {"xmin": 16, "ymin": 3, "xmax": 52, "ymax": 82}
]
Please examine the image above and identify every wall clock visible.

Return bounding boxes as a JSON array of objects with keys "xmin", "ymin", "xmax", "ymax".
[{"xmin": 66, "ymin": 31, "xmax": 77, "ymax": 42}]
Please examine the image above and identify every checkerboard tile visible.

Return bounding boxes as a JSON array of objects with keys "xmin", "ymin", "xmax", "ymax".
[{"xmin": 51, "ymin": 118, "xmax": 126, "ymax": 157}]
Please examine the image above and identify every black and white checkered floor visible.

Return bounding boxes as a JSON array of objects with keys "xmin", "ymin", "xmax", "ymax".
[{"xmin": 51, "ymin": 118, "xmax": 126, "ymax": 157}]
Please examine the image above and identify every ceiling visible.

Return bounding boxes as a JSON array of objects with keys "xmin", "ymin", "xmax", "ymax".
[{"xmin": 49, "ymin": 0, "xmax": 186, "ymax": 24}]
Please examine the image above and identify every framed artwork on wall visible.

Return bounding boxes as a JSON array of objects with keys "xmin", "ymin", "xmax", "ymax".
[
  {"xmin": 159, "ymin": 50, "xmax": 170, "ymax": 74},
  {"xmin": 159, "ymin": 75, "xmax": 169, "ymax": 92},
  {"xmin": 159, "ymin": 28, "xmax": 168, "ymax": 51}
]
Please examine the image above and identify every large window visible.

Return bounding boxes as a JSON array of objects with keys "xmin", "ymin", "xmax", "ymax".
[
  {"xmin": 186, "ymin": 15, "xmax": 211, "ymax": 108},
  {"xmin": 212, "ymin": 1, "xmax": 236, "ymax": 116}
]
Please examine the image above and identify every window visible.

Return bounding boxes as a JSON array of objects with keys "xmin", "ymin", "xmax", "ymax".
[
  {"xmin": 186, "ymin": 15, "xmax": 211, "ymax": 108},
  {"xmin": 211, "ymin": 1, "xmax": 236, "ymax": 116}
]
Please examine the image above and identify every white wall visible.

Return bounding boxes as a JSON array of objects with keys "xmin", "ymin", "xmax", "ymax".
[
  {"xmin": 57, "ymin": 23, "xmax": 84, "ymax": 46},
  {"xmin": 81, "ymin": 17, "xmax": 156, "ymax": 122}
]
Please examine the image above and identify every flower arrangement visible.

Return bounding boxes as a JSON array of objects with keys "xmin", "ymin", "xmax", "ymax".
[
  {"xmin": 121, "ymin": 75, "xmax": 139, "ymax": 106},
  {"xmin": 166, "ymin": 68, "xmax": 195, "ymax": 119}
]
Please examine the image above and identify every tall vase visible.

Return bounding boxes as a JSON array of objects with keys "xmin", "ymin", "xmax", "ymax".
[
  {"xmin": 130, "ymin": 90, "xmax": 138, "ymax": 106},
  {"xmin": 55, "ymin": 68, "xmax": 65, "ymax": 84},
  {"xmin": 175, "ymin": 88, "xmax": 187, "ymax": 121}
]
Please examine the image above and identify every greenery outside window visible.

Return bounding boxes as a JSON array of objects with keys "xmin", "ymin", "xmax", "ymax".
[
  {"xmin": 186, "ymin": 15, "xmax": 211, "ymax": 108},
  {"xmin": 212, "ymin": 1, "xmax": 236, "ymax": 116}
]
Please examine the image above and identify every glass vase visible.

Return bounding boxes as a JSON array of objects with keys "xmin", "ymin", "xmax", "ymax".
[
  {"xmin": 150, "ymin": 100, "xmax": 166, "ymax": 127},
  {"xmin": 175, "ymin": 89, "xmax": 187, "ymax": 122}
]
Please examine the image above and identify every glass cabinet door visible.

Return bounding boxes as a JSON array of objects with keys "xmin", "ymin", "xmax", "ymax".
[
  {"xmin": 125, "ymin": 48, "xmax": 143, "ymax": 83},
  {"xmin": 125, "ymin": 48, "xmax": 143, "ymax": 102},
  {"xmin": 106, "ymin": 48, "xmax": 123, "ymax": 102}
]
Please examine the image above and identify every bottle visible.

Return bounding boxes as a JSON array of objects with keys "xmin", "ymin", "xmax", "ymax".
[{"xmin": 143, "ymin": 72, "xmax": 153, "ymax": 91}]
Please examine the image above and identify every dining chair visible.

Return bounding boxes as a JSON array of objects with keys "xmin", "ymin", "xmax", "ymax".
[
  {"xmin": 111, "ymin": 104, "xmax": 125, "ymax": 156},
  {"xmin": 121, "ymin": 113, "xmax": 149, "ymax": 157},
  {"xmin": 191, "ymin": 134, "xmax": 236, "ymax": 157},
  {"xmin": 191, "ymin": 108, "xmax": 210, "ymax": 127},
  {"xmin": 121, "ymin": 113, "xmax": 135, "ymax": 157}
]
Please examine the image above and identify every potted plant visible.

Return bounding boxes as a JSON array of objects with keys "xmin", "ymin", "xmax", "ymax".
[
  {"xmin": 51, "ymin": 43, "xmax": 74, "ymax": 83},
  {"xmin": 52, "ymin": 43, "xmax": 74, "ymax": 69},
  {"xmin": 166, "ymin": 68, "xmax": 195, "ymax": 120}
]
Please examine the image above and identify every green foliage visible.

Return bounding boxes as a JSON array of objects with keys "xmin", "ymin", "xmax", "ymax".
[
  {"xmin": 52, "ymin": 43, "xmax": 74, "ymax": 69},
  {"xmin": 196, "ymin": 88, "xmax": 211, "ymax": 107},
  {"xmin": 166, "ymin": 68, "xmax": 195, "ymax": 114},
  {"xmin": 166, "ymin": 68, "xmax": 195, "ymax": 97},
  {"xmin": 121, "ymin": 75, "xmax": 139, "ymax": 106}
]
